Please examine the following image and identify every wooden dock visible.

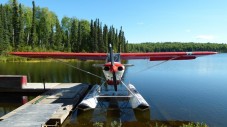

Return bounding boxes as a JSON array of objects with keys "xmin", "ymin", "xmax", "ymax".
[{"xmin": 0, "ymin": 82, "xmax": 90, "ymax": 127}]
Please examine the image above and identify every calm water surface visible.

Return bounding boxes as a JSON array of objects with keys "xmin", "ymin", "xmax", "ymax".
[{"xmin": 0, "ymin": 53, "xmax": 226, "ymax": 127}]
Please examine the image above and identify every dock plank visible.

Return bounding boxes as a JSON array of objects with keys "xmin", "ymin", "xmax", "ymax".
[
  {"xmin": 0, "ymin": 83, "xmax": 90, "ymax": 126},
  {"xmin": 0, "ymin": 104, "xmax": 62, "ymax": 127}
]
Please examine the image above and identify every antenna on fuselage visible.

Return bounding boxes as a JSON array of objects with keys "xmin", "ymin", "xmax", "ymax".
[{"xmin": 109, "ymin": 44, "xmax": 118, "ymax": 91}]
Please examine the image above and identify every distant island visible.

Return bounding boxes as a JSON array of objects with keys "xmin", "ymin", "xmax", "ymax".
[
  {"xmin": 0, "ymin": 0, "xmax": 226, "ymax": 59},
  {"xmin": 128, "ymin": 42, "xmax": 227, "ymax": 53}
]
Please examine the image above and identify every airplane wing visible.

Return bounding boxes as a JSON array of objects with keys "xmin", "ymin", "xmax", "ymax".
[
  {"xmin": 120, "ymin": 52, "xmax": 217, "ymax": 61},
  {"xmin": 10, "ymin": 51, "xmax": 217, "ymax": 61},
  {"xmin": 10, "ymin": 52, "xmax": 108, "ymax": 60}
]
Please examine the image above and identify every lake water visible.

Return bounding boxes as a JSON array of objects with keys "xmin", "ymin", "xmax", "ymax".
[{"xmin": 0, "ymin": 53, "xmax": 226, "ymax": 126}]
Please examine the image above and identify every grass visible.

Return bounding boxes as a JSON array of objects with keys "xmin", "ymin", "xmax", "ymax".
[
  {"xmin": 92, "ymin": 121, "xmax": 208, "ymax": 127},
  {"xmin": 181, "ymin": 122, "xmax": 208, "ymax": 127},
  {"xmin": 0, "ymin": 55, "xmax": 81, "ymax": 62}
]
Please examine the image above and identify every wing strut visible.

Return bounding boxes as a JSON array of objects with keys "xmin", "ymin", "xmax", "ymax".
[{"xmin": 51, "ymin": 58, "xmax": 104, "ymax": 80}]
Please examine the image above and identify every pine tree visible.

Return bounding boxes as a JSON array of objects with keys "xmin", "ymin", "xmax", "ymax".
[
  {"xmin": 115, "ymin": 29, "xmax": 119, "ymax": 52},
  {"xmin": 70, "ymin": 19, "xmax": 77, "ymax": 52},
  {"xmin": 108, "ymin": 26, "xmax": 115, "ymax": 50},
  {"xmin": 98, "ymin": 20, "xmax": 104, "ymax": 52},
  {"xmin": 118, "ymin": 26, "xmax": 125, "ymax": 52},
  {"xmin": 54, "ymin": 16, "xmax": 63, "ymax": 50},
  {"xmin": 4, "ymin": 5, "xmax": 14, "ymax": 47},
  {"xmin": 18, "ymin": 4, "xmax": 24, "ymax": 48},
  {"xmin": 89, "ymin": 19, "xmax": 94, "ymax": 52},
  {"xmin": 77, "ymin": 21, "xmax": 82, "ymax": 52},
  {"xmin": 12, "ymin": 0, "xmax": 20, "ymax": 49},
  {"xmin": 29, "ymin": 1, "xmax": 37, "ymax": 47},
  {"xmin": 0, "ymin": 4, "xmax": 10, "ymax": 54},
  {"xmin": 103, "ymin": 24, "xmax": 108, "ymax": 52},
  {"xmin": 93, "ymin": 19, "xmax": 98, "ymax": 52},
  {"xmin": 63, "ymin": 30, "xmax": 70, "ymax": 52}
]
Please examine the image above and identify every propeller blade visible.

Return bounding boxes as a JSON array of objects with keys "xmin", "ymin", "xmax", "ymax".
[
  {"xmin": 109, "ymin": 44, "xmax": 114, "ymax": 66},
  {"xmin": 109, "ymin": 44, "xmax": 118, "ymax": 91},
  {"xmin": 113, "ymin": 71, "xmax": 117, "ymax": 91}
]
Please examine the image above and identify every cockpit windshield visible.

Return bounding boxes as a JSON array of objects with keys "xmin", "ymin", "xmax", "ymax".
[{"xmin": 107, "ymin": 53, "xmax": 121, "ymax": 62}]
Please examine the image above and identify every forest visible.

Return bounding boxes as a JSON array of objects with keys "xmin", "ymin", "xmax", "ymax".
[
  {"xmin": 0, "ymin": 0, "xmax": 128, "ymax": 55},
  {"xmin": 0, "ymin": 0, "xmax": 227, "ymax": 57}
]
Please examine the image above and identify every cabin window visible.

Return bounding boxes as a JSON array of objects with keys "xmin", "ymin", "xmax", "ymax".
[{"xmin": 107, "ymin": 53, "xmax": 121, "ymax": 62}]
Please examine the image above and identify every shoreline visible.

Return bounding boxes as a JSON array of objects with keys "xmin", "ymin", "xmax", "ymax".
[
  {"xmin": 0, "ymin": 55, "xmax": 102, "ymax": 62},
  {"xmin": 0, "ymin": 56, "xmax": 79, "ymax": 62}
]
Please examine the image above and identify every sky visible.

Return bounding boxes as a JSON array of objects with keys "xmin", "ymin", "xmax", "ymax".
[{"xmin": 1, "ymin": 0, "xmax": 227, "ymax": 43}]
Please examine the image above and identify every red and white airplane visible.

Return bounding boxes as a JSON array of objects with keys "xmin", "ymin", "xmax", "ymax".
[
  {"xmin": 11, "ymin": 44, "xmax": 217, "ymax": 92},
  {"xmin": 11, "ymin": 44, "xmax": 217, "ymax": 110}
]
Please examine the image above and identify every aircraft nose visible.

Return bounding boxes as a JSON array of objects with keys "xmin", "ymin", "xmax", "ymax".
[
  {"xmin": 110, "ymin": 65, "xmax": 118, "ymax": 73},
  {"xmin": 103, "ymin": 65, "xmax": 118, "ymax": 72}
]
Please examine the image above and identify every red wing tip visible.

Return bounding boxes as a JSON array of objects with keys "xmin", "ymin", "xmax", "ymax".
[
  {"xmin": 207, "ymin": 51, "xmax": 218, "ymax": 55},
  {"xmin": 192, "ymin": 51, "xmax": 218, "ymax": 55}
]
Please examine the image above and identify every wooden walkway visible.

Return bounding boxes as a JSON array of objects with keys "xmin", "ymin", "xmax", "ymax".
[
  {"xmin": 0, "ymin": 104, "xmax": 62, "ymax": 127},
  {"xmin": 0, "ymin": 83, "xmax": 89, "ymax": 126}
]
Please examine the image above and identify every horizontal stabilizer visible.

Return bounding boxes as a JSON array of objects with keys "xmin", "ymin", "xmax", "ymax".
[{"xmin": 123, "ymin": 64, "xmax": 134, "ymax": 67}]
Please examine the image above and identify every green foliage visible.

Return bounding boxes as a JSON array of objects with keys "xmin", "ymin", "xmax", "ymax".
[
  {"xmin": 12, "ymin": 0, "xmax": 19, "ymax": 48},
  {"xmin": 29, "ymin": 0, "xmax": 36, "ymax": 47},
  {"xmin": 0, "ymin": 4, "xmax": 11, "ymax": 54},
  {"xmin": 0, "ymin": 0, "xmax": 128, "ymax": 55},
  {"xmin": 70, "ymin": 18, "xmax": 78, "ymax": 52},
  {"xmin": 53, "ymin": 16, "xmax": 63, "ymax": 50}
]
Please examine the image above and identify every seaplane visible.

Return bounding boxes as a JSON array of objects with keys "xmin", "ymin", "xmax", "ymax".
[{"xmin": 10, "ymin": 44, "xmax": 217, "ymax": 112}]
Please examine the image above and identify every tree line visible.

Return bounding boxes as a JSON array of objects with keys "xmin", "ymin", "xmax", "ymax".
[
  {"xmin": 0, "ymin": 0, "xmax": 128, "ymax": 55},
  {"xmin": 1, "ymin": 0, "xmax": 226, "ymax": 56},
  {"xmin": 128, "ymin": 42, "xmax": 227, "ymax": 53}
]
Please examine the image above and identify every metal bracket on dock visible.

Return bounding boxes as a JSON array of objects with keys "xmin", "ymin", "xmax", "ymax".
[{"xmin": 41, "ymin": 121, "xmax": 59, "ymax": 127}]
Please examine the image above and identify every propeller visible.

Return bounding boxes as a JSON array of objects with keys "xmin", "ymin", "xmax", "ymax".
[{"xmin": 109, "ymin": 44, "xmax": 118, "ymax": 91}]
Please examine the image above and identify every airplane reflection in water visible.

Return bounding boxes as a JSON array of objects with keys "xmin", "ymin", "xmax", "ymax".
[
  {"xmin": 65, "ymin": 107, "xmax": 193, "ymax": 127},
  {"xmin": 67, "ymin": 106, "xmax": 151, "ymax": 127}
]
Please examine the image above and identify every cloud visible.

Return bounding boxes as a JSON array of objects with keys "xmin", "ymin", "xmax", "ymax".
[{"xmin": 195, "ymin": 35, "xmax": 215, "ymax": 40}]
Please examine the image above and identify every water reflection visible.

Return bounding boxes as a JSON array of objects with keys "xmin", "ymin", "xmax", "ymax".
[
  {"xmin": 64, "ymin": 108, "xmax": 193, "ymax": 127},
  {"xmin": 0, "ymin": 61, "xmax": 103, "ymax": 84},
  {"xmin": 0, "ymin": 93, "xmax": 37, "ymax": 118},
  {"xmin": 65, "ymin": 108, "xmax": 151, "ymax": 127}
]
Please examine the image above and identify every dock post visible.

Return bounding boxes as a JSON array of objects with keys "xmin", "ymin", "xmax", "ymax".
[{"xmin": 43, "ymin": 78, "xmax": 46, "ymax": 90}]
